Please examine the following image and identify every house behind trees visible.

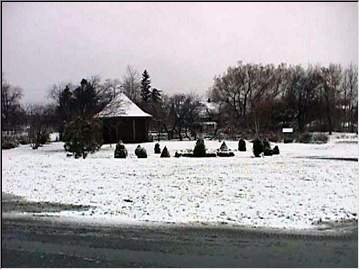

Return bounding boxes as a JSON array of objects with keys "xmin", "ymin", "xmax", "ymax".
[{"xmin": 193, "ymin": 99, "xmax": 219, "ymax": 138}]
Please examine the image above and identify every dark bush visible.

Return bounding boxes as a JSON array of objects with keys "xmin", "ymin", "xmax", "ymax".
[
  {"xmin": 29, "ymin": 130, "xmax": 50, "ymax": 149},
  {"xmin": 1, "ymin": 136, "xmax": 19, "ymax": 149},
  {"xmin": 114, "ymin": 141, "xmax": 128, "ymax": 158},
  {"xmin": 217, "ymin": 151, "xmax": 235, "ymax": 157},
  {"xmin": 217, "ymin": 141, "xmax": 234, "ymax": 157},
  {"xmin": 268, "ymin": 133, "xmax": 282, "ymax": 143},
  {"xmin": 154, "ymin": 143, "xmax": 161, "ymax": 154},
  {"xmin": 272, "ymin": 145, "xmax": 280, "ymax": 155},
  {"xmin": 263, "ymin": 139, "xmax": 271, "ymax": 150},
  {"xmin": 312, "ymin": 133, "xmax": 329, "ymax": 144},
  {"xmin": 135, "ymin": 145, "xmax": 141, "ymax": 156},
  {"xmin": 135, "ymin": 145, "xmax": 147, "ymax": 158},
  {"xmin": 175, "ymin": 151, "xmax": 181, "ymax": 158},
  {"xmin": 32, "ymin": 143, "xmax": 39, "ymax": 150},
  {"xmin": 18, "ymin": 135, "xmax": 30, "ymax": 145},
  {"xmin": 263, "ymin": 139, "xmax": 273, "ymax": 156},
  {"xmin": 297, "ymin": 132, "xmax": 312, "ymax": 143},
  {"xmin": 193, "ymin": 139, "xmax": 206, "ymax": 157},
  {"xmin": 39, "ymin": 132, "xmax": 50, "ymax": 145},
  {"xmin": 264, "ymin": 148, "xmax": 273, "ymax": 156},
  {"xmin": 297, "ymin": 132, "xmax": 329, "ymax": 144},
  {"xmin": 64, "ymin": 143, "xmax": 71, "ymax": 152},
  {"xmin": 253, "ymin": 138, "xmax": 264, "ymax": 157},
  {"xmin": 219, "ymin": 141, "xmax": 228, "ymax": 151},
  {"xmin": 63, "ymin": 117, "xmax": 103, "ymax": 159},
  {"xmin": 238, "ymin": 139, "xmax": 246, "ymax": 151},
  {"xmin": 160, "ymin": 146, "xmax": 170, "ymax": 158}
]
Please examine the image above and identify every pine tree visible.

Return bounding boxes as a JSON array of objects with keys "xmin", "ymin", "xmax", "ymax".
[
  {"xmin": 63, "ymin": 117, "xmax": 103, "ymax": 159},
  {"xmin": 151, "ymin": 88, "xmax": 162, "ymax": 103},
  {"xmin": 160, "ymin": 146, "xmax": 170, "ymax": 158},
  {"xmin": 73, "ymin": 79, "xmax": 98, "ymax": 117},
  {"xmin": 140, "ymin": 70, "xmax": 151, "ymax": 103},
  {"xmin": 253, "ymin": 138, "xmax": 264, "ymax": 157},
  {"xmin": 193, "ymin": 139, "xmax": 206, "ymax": 157},
  {"xmin": 238, "ymin": 139, "xmax": 246, "ymax": 151}
]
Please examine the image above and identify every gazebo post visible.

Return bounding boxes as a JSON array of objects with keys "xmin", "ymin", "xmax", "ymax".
[{"xmin": 132, "ymin": 119, "xmax": 136, "ymax": 142}]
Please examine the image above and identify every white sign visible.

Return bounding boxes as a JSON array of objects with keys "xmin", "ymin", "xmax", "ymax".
[{"xmin": 282, "ymin": 128, "xmax": 293, "ymax": 133}]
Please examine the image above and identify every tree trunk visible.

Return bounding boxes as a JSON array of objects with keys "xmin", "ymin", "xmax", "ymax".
[
  {"xmin": 178, "ymin": 126, "xmax": 183, "ymax": 141},
  {"xmin": 243, "ymin": 94, "xmax": 247, "ymax": 118},
  {"xmin": 184, "ymin": 128, "xmax": 192, "ymax": 140},
  {"xmin": 297, "ymin": 112, "xmax": 305, "ymax": 132},
  {"xmin": 324, "ymin": 92, "xmax": 333, "ymax": 135},
  {"xmin": 162, "ymin": 123, "xmax": 170, "ymax": 140},
  {"xmin": 327, "ymin": 113, "xmax": 333, "ymax": 135}
]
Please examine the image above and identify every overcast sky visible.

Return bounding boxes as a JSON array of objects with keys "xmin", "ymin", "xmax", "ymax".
[{"xmin": 2, "ymin": 2, "xmax": 358, "ymax": 104}]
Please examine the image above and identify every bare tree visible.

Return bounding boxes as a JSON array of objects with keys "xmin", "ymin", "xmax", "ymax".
[
  {"xmin": 1, "ymin": 76, "xmax": 25, "ymax": 132},
  {"xmin": 341, "ymin": 64, "xmax": 358, "ymax": 132},
  {"xmin": 121, "ymin": 65, "xmax": 141, "ymax": 102},
  {"xmin": 27, "ymin": 104, "xmax": 56, "ymax": 149},
  {"xmin": 320, "ymin": 64, "xmax": 342, "ymax": 135},
  {"xmin": 284, "ymin": 65, "xmax": 323, "ymax": 132},
  {"xmin": 210, "ymin": 62, "xmax": 285, "ymax": 134},
  {"xmin": 166, "ymin": 94, "xmax": 202, "ymax": 140},
  {"xmin": 101, "ymin": 78, "xmax": 121, "ymax": 98}
]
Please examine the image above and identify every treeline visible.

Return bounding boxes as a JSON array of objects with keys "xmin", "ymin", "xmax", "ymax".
[
  {"xmin": 1, "ymin": 76, "xmax": 25, "ymax": 132},
  {"xmin": 1, "ymin": 67, "xmax": 204, "ymax": 150},
  {"xmin": 2, "ymin": 62, "xmax": 358, "ymax": 148},
  {"xmin": 47, "ymin": 67, "xmax": 205, "ymax": 141},
  {"xmin": 210, "ymin": 62, "xmax": 358, "ymax": 135}
]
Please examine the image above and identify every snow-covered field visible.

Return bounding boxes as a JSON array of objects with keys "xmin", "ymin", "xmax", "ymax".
[{"xmin": 2, "ymin": 133, "xmax": 358, "ymax": 230}]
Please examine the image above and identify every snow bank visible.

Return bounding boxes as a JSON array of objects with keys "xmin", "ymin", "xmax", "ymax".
[{"xmin": 2, "ymin": 136, "xmax": 358, "ymax": 229}]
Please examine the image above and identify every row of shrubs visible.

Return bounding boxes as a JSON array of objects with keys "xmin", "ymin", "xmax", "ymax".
[
  {"xmin": 114, "ymin": 141, "xmax": 170, "ymax": 159},
  {"xmin": 113, "ymin": 139, "xmax": 280, "ymax": 159},
  {"xmin": 252, "ymin": 139, "xmax": 280, "ymax": 157},
  {"xmin": 296, "ymin": 132, "xmax": 329, "ymax": 144},
  {"xmin": 2, "ymin": 134, "xmax": 50, "ymax": 150},
  {"xmin": 2, "ymin": 135, "xmax": 35, "ymax": 149},
  {"xmin": 219, "ymin": 131, "xmax": 329, "ymax": 144},
  {"xmin": 2, "ymin": 136, "xmax": 20, "ymax": 149},
  {"xmin": 176, "ymin": 139, "xmax": 279, "ymax": 158}
]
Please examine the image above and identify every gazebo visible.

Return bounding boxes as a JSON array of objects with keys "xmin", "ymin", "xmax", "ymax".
[{"xmin": 96, "ymin": 93, "xmax": 152, "ymax": 143}]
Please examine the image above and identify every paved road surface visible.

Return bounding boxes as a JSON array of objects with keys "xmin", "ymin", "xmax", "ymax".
[{"xmin": 2, "ymin": 216, "xmax": 357, "ymax": 267}]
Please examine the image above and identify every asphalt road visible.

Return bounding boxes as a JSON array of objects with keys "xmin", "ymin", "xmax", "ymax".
[{"xmin": 1, "ymin": 216, "xmax": 358, "ymax": 267}]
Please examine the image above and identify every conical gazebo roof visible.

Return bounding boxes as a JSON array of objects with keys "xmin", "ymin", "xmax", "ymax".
[{"xmin": 96, "ymin": 93, "xmax": 152, "ymax": 118}]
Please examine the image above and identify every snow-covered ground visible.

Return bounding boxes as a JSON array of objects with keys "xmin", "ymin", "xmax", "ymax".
[{"xmin": 2, "ymin": 133, "xmax": 358, "ymax": 230}]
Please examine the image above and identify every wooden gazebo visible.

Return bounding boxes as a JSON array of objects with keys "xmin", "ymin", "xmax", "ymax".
[{"xmin": 96, "ymin": 93, "xmax": 152, "ymax": 143}]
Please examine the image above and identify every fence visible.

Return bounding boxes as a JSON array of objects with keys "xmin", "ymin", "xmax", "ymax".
[{"xmin": 148, "ymin": 132, "xmax": 169, "ymax": 141}]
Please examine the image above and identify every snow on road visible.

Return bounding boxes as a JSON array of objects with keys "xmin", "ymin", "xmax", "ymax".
[{"xmin": 2, "ymin": 134, "xmax": 358, "ymax": 229}]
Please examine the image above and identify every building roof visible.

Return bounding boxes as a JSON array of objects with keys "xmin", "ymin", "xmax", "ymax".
[
  {"xmin": 198, "ymin": 101, "xmax": 219, "ymax": 118},
  {"xmin": 96, "ymin": 93, "xmax": 152, "ymax": 118},
  {"xmin": 200, "ymin": 101, "xmax": 219, "ymax": 112}
]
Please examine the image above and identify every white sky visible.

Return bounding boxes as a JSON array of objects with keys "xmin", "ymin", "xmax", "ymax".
[{"xmin": 2, "ymin": 2, "xmax": 358, "ymax": 104}]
